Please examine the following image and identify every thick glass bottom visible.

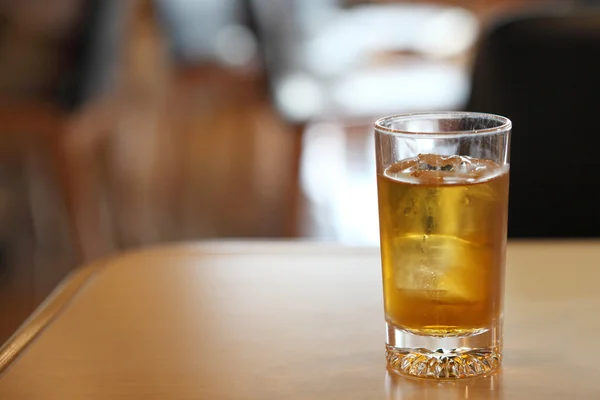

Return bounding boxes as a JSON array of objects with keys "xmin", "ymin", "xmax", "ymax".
[{"xmin": 386, "ymin": 321, "xmax": 502, "ymax": 379}]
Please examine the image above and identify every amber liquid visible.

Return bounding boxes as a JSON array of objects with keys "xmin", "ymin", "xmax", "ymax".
[{"xmin": 377, "ymin": 154, "xmax": 509, "ymax": 337}]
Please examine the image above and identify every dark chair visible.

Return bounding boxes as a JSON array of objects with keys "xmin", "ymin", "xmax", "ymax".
[{"xmin": 466, "ymin": 7, "xmax": 600, "ymax": 238}]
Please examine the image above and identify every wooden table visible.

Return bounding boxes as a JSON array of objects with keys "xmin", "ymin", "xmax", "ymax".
[{"xmin": 1, "ymin": 240, "xmax": 599, "ymax": 399}]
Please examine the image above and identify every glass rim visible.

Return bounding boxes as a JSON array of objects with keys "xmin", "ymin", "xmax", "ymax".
[{"xmin": 374, "ymin": 111, "xmax": 512, "ymax": 138}]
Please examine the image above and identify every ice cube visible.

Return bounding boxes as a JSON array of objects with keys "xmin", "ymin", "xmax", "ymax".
[
  {"xmin": 393, "ymin": 234, "xmax": 489, "ymax": 303},
  {"xmin": 410, "ymin": 154, "xmax": 483, "ymax": 184}
]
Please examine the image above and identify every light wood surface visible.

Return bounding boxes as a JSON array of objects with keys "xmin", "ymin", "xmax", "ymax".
[{"xmin": 1, "ymin": 240, "xmax": 599, "ymax": 399}]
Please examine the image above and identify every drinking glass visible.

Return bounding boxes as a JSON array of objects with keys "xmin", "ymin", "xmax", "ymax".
[{"xmin": 375, "ymin": 112, "xmax": 511, "ymax": 379}]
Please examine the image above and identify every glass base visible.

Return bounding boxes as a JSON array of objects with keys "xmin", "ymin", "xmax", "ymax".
[{"xmin": 386, "ymin": 322, "xmax": 501, "ymax": 379}]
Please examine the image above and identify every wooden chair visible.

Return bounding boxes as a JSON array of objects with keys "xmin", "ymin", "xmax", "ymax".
[{"xmin": 0, "ymin": 0, "xmax": 132, "ymax": 344}]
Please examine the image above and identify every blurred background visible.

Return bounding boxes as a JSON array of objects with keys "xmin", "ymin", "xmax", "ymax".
[{"xmin": 0, "ymin": 0, "xmax": 598, "ymax": 343}]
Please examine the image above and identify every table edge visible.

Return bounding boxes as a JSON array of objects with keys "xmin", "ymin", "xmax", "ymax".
[{"xmin": 0, "ymin": 264, "xmax": 102, "ymax": 377}]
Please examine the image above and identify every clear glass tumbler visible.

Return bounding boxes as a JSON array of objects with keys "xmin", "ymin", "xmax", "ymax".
[{"xmin": 374, "ymin": 112, "xmax": 511, "ymax": 379}]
